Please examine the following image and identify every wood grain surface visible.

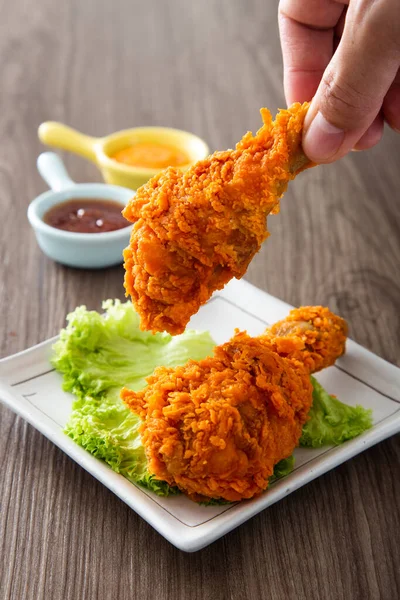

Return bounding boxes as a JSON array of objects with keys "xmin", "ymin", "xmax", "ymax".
[{"xmin": 0, "ymin": 1, "xmax": 399, "ymax": 599}]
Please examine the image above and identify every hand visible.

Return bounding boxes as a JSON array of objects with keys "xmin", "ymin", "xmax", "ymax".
[{"xmin": 279, "ymin": 0, "xmax": 400, "ymax": 163}]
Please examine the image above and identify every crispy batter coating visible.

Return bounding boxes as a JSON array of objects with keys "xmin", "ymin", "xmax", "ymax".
[
  {"xmin": 123, "ymin": 102, "xmax": 313, "ymax": 334},
  {"xmin": 121, "ymin": 306, "xmax": 347, "ymax": 502},
  {"xmin": 263, "ymin": 306, "xmax": 348, "ymax": 373},
  {"xmin": 122, "ymin": 334, "xmax": 313, "ymax": 501}
]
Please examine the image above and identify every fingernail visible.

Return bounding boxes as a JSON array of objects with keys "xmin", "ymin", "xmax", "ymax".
[{"xmin": 303, "ymin": 112, "xmax": 345, "ymax": 162}]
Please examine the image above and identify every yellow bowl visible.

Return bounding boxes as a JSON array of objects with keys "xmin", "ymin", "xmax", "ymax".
[{"xmin": 38, "ymin": 122, "xmax": 210, "ymax": 190}]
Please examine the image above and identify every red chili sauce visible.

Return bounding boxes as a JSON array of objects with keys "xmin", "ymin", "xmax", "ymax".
[{"xmin": 43, "ymin": 199, "xmax": 128, "ymax": 233}]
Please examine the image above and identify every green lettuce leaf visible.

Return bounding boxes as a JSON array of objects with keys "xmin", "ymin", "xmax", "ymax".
[
  {"xmin": 64, "ymin": 390, "xmax": 178, "ymax": 496},
  {"xmin": 269, "ymin": 455, "xmax": 295, "ymax": 483},
  {"xmin": 301, "ymin": 376, "xmax": 373, "ymax": 447},
  {"xmin": 53, "ymin": 300, "xmax": 215, "ymax": 496},
  {"xmin": 52, "ymin": 299, "xmax": 215, "ymax": 397}
]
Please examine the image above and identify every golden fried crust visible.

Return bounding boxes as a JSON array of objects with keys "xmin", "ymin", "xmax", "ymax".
[
  {"xmin": 263, "ymin": 306, "xmax": 348, "ymax": 373},
  {"xmin": 121, "ymin": 332, "xmax": 313, "ymax": 502},
  {"xmin": 123, "ymin": 102, "xmax": 312, "ymax": 334}
]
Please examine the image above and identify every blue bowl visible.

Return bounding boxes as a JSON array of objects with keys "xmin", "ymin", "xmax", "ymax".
[{"xmin": 28, "ymin": 153, "xmax": 134, "ymax": 269}]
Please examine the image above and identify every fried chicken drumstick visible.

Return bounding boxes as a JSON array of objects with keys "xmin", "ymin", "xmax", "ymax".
[
  {"xmin": 121, "ymin": 306, "xmax": 347, "ymax": 502},
  {"xmin": 123, "ymin": 102, "xmax": 313, "ymax": 335}
]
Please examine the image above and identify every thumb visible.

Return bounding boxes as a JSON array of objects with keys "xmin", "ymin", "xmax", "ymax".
[{"xmin": 303, "ymin": 0, "xmax": 400, "ymax": 163}]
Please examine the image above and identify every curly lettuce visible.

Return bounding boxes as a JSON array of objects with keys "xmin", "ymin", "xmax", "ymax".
[
  {"xmin": 52, "ymin": 299, "xmax": 215, "ymax": 398},
  {"xmin": 301, "ymin": 377, "xmax": 373, "ymax": 447},
  {"xmin": 53, "ymin": 300, "xmax": 215, "ymax": 496}
]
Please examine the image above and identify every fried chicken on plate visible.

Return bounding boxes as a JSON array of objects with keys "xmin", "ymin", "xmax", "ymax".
[
  {"xmin": 123, "ymin": 102, "xmax": 313, "ymax": 334},
  {"xmin": 121, "ymin": 306, "xmax": 347, "ymax": 502}
]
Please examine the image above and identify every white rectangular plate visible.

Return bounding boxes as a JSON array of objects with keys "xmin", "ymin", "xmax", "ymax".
[{"xmin": 1, "ymin": 279, "xmax": 399, "ymax": 552}]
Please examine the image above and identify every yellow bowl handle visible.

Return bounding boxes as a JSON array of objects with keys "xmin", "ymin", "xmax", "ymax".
[{"xmin": 38, "ymin": 122, "xmax": 101, "ymax": 164}]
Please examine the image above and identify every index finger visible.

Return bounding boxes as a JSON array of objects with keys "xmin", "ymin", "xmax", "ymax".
[{"xmin": 278, "ymin": 0, "xmax": 346, "ymax": 104}]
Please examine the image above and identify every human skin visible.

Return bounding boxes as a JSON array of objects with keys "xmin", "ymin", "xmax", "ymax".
[{"xmin": 279, "ymin": 0, "xmax": 400, "ymax": 163}]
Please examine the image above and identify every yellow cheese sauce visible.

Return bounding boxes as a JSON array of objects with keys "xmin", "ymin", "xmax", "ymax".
[{"xmin": 112, "ymin": 142, "xmax": 190, "ymax": 169}]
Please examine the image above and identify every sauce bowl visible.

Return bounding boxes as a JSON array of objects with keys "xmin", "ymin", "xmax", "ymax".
[
  {"xmin": 38, "ymin": 122, "xmax": 210, "ymax": 190},
  {"xmin": 27, "ymin": 152, "xmax": 134, "ymax": 269}
]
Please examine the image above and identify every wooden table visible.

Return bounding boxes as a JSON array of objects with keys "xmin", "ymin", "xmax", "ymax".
[{"xmin": 1, "ymin": 1, "xmax": 399, "ymax": 598}]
